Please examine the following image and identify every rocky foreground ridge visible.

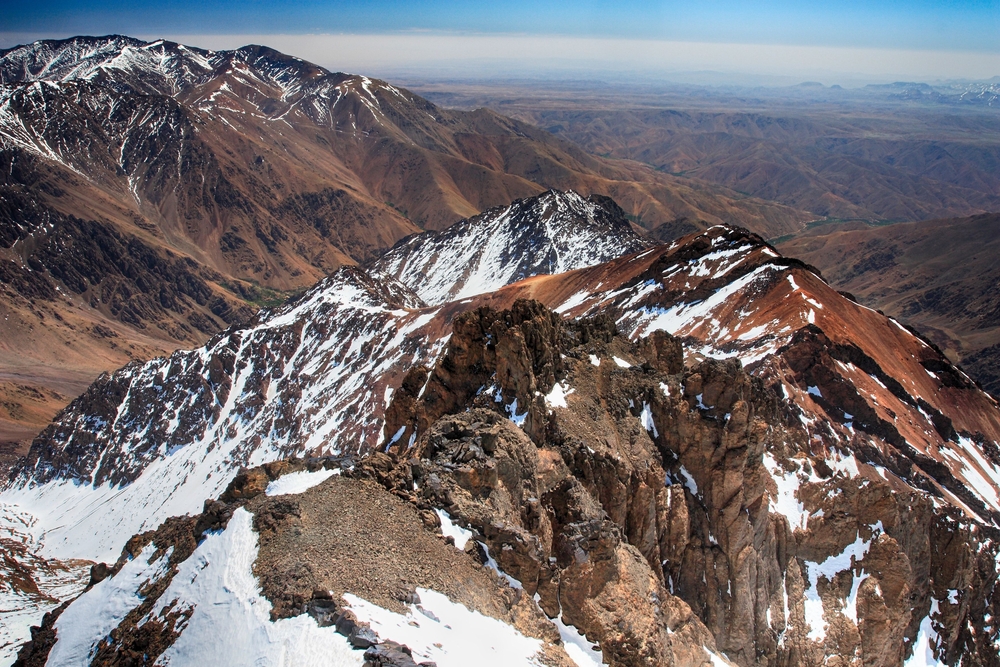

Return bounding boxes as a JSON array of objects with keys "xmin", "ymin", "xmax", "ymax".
[
  {"xmin": 11, "ymin": 298, "xmax": 1000, "ymax": 666},
  {"xmin": 2, "ymin": 223, "xmax": 1000, "ymax": 664}
]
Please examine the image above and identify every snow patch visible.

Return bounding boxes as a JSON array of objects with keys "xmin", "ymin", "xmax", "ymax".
[
  {"xmin": 545, "ymin": 381, "xmax": 576, "ymax": 409},
  {"xmin": 347, "ymin": 588, "xmax": 546, "ymax": 667},
  {"xmin": 640, "ymin": 402, "xmax": 658, "ymax": 437},
  {"xmin": 265, "ymin": 467, "xmax": 339, "ymax": 496},
  {"xmin": 904, "ymin": 600, "xmax": 944, "ymax": 667},
  {"xmin": 545, "ymin": 608, "xmax": 605, "ymax": 666},
  {"xmin": 47, "ymin": 543, "xmax": 172, "ymax": 666},
  {"xmin": 679, "ymin": 466, "xmax": 699, "ymax": 496},
  {"xmin": 763, "ymin": 453, "xmax": 807, "ymax": 532},
  {"xmin": 434, "ymin": 509, "xmax": 472, "ymax": 550},
  {"xmin": 147, "ymin": 508, "xmax": 364, "ymax": 666},
  {"xmin": 802, "ymin": 526, "xmax": 880, "ymax": 642}
]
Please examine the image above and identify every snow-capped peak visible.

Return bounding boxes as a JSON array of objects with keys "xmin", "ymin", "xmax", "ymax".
[{"xmin": 371, "ymin": 189, "xmax": 651, "ymax": 305}]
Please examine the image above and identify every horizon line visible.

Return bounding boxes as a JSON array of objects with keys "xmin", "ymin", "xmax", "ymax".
[{"xmin": 2, "ymin": 31, "xmax": 998, "ymax": 83}]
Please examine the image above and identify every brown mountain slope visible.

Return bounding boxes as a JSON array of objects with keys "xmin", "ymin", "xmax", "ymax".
[
  {"xmin": 1, "ymin": 38, "xmax": 809, "ymax": 284},
  {"xmin": 777, "ymin": 213, "xmax": 1000, "ymax": 395}
]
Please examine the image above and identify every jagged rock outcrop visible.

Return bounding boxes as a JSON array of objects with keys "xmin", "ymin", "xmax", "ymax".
[{"xmin": 373, "ymin": 301, "xmax": 1000, "ymax": 666}]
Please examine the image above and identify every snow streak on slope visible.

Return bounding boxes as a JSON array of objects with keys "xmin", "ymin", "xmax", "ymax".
[
  {"xmin": 0, "ymin": 36, "xmax": 213, "ymax": 95},
  {"xmin": 0, "ymin": 268, "xmax": 444, "ymax": 562},
  {"xmin": 0, "ymin": 78, "xmax": 199, "ymax": 205},
  {"xmin": 0, "ymin": 35, "xmax": 421, "ymax": 144},
  {"xmin": 553, "ymin": 227, "xmax": 792, "ymax": 367},
  {"xmin": 0, "ymin": 502, "xmax": 91, "ymax": 665},
  {"xmin": 373, "ymin": 190, "xmax": 650, "ymax": 305},
  {"xmin": 46, "ymin": 542, "xmax": 173, "ymax": 667}
]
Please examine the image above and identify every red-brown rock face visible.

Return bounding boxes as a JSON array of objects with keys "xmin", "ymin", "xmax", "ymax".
[{"xmin": 376, "ymin": 300, "xmax": 1000, "ymax": 666}]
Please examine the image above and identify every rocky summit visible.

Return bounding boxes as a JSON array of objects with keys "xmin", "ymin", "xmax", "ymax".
[{"xmin": 1, "ymin": 210, "xmax": 999, "ymax": 666}]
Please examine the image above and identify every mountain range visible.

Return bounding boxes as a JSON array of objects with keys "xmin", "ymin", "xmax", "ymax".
[
  {"xmin": 414, "ymin": 80, "xmax": 1000, "ymax": 225},
  {"xmin": 1, "ymin": 34, "xmax": 1000, "ymax": 667},
  {"xmin": 0, "ymin": 35, "xmax": 810, "ymax": 452}
]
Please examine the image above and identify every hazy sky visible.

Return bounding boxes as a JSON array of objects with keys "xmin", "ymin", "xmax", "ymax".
[{"xmin": 2, "ymin": 0, "xmax": 998, "ymax": 81}]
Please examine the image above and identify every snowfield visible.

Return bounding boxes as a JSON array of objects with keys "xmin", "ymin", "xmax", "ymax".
[{"xmin": 0, "ymin": 269, "xmax": 445, "ymax": 563}]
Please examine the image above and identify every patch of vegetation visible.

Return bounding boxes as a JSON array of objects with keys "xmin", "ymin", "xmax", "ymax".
[
  {"xmin": 770, "ymin": 216, "xmax": 904, "ymax": 244},
  {"xmin": 384, "ymin": 201, "xmax": 410, "ymax": 219},
  {"xmin": 220, "ymin": 280, "xmax": 303, "ymax": 309}
]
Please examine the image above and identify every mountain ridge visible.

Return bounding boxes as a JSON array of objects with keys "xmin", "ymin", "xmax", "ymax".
[
  {"xmin": 3, "ymin": 222, "xmax": 1000, "ymax": 665},
  {"xmin": 370, "ymin": 190, "xmax": 652, "ymax": 305},
  {"xmin": 778, "ymin": 213, "xmax": 1000, "ymax": 397}
]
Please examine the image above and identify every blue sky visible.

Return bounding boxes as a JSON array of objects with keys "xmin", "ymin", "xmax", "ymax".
[
  {"xmin": 2, "ymin": 1, "xmax": 998, "ymax": 80},
  {"xmin": 4, "ymin": 0, "xmax": 998, "ymax": 51}
]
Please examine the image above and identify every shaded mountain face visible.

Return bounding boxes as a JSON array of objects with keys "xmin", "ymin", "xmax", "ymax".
[
  {"xmin": 3, "ymin": 223, "xmax": 1000, "ymax": 665},
  {"xmin": 0, "ymin": 36, "xmax": 810, "ymax": 446},
  {"xmin": 778, "ymin": 213, "xmax": 1000, "ymax": 396},
  {"xmin": 371, "ymin": 190, "xmax": 652, "ymax": 305}
]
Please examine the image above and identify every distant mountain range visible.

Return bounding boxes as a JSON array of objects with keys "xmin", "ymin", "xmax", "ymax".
[
  {"xmin": 417, "ymin": 81, "xmax": 1000, "ymax": 225},
  {"xmin": 864, "ymin": 80, "xmax": 1000, "ymax": 106}
]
